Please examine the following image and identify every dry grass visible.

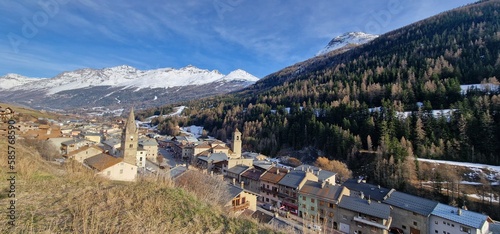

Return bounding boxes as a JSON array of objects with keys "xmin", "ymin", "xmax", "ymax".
[
  {"xmin": 0, "ymin": 102, "xmax": 60, "ymax": 120},
  {"xmin": 0, "ymin": 140, "xmax": 279, "ymax": 234}
]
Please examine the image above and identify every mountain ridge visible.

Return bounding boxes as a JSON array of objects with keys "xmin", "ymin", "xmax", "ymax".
[
  {"xmin": 1, "ymin": 65, "xmax": 259, "ymax": 95},
  {"xmin": 0, "ymin": 65, "xmax": 259, "ymax": 110},
  {"xmin": 316, "ymin": 31, "xmax": 379, "ymax": 56}
]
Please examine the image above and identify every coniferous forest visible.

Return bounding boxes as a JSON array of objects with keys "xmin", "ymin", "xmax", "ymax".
[{"xmin": 149, "ymin": 1, "xmax": 500, "ymax": 191}]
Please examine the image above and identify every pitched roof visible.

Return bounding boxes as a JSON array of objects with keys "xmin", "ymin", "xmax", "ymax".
[
  {"xmin": 299, "ymin": 180, "xmax": 344, "ymax": 202},
  {"xmin": 66, "ymin": 145, "xmax": 103, "ymax": 157},
  {"xmin": 383, "ymin": 191, "xmax": 438, "ymax": 216},
  {"xmin": 295, "ymin": 164, "xmax": 337, "ymax": 181},
  {"xmin": 84, "ymin": 153, "xmax": 123, "ymax": 171},
  {"xmin": 227, "ymin": 184, "xmax": 244, "ymax": 199},
  {"xmin": 431, "ymin": 203, "xmax": 489, "ymax": 229},
  {"xmin": 208, "ymin": 153, "xmax": 228, "ymax": 163},
  {"xmin": 261, "ymin": 167, "xmax": 288, "ymax": 184},
  {"xmin": 339, "ymin": 196, "xmax": 391, "ymax": 220},
  {"xmin": 342, "ymin": 179, "xmax": 390, "ymax": 201},
  {"xmin": 241, "ymin": 168, "xmax": 265, "ymax": 181},
  {"xmin": 278, "ymin": 170, "xmax": 307, "ymax": 188},
  {"xmin": 253, "ymin": 161, "xmax": 274, "ymax": 170},
  {"xmin": 138, "ymin": 138, "xmax": 157, "ymax": 146},
  {"xmin": 227, "ymin": 165, "xmax": 250, "ymax": 175},
  {"xmin": 61, "ymin": 138, "xmax": 88, "ymax": 146},
  {"xmin": 213, "ymin": 144, "xmax": 229, "ymax": 150},
  {"xmin": 102, "ymin": 138, "xmax": 121, "ymax": 146},
  {"xmin": 194, "ymin": 143, "xmax": 211, "ymax": 149}
]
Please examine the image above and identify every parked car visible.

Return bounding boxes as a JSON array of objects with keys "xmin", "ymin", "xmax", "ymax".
[{"xmin": 261, "ymin": 203, "xmax": 273, "ymax": 211}]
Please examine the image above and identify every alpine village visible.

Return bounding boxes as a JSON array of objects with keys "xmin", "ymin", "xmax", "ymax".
[{"xmin": 2, "ymin": 1, "xmax": 500, "ymax": 234}]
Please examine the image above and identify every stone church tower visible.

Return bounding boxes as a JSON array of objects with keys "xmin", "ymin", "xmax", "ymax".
[
  {"xmin": 121, "ymin": 107, "xmax": 138, "ymax": 165},
  {"xmin": 232, "ymin": 128, "xmax": 242, "ymax": 158}
]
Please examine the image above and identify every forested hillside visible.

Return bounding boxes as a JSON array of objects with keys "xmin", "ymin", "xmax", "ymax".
[{"xmin": 150, "ymin": 0, "xmax": 500, "ymax": 189}]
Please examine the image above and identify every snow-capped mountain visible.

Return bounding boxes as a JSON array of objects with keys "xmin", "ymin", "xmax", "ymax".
[
  {"xmin": 0, "ymin": 65, "xmax": 259, "ymax": 110},
  {"xmin": 0, "ymin": 73, "xmax": 40, "ymax": 89},
  {"xmin": 316, "ymin": 32, "xmax": 379, "ymax": 56},
  {"xmin": 1, "ymin": 65, "xmax": 259, "ymax": 94}
]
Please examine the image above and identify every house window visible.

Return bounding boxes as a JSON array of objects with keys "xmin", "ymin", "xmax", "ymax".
[
  {"xmin": 302, "ymin": 204, "xmax": 306, "ymax": 209},
  {"xmin": 129, "ymin": 144, "xmax": 133, "ymax": 148},
  {"xmin": 311, "ymin": 198, "xmax": 315, "ymax": 203},
  {"xmin": 452, "ymin": 224, "xmax": 454, "ymax": 227},
  {"xmin": 402, "ymin": 225, "xmax": 406, "ymax": 230},
  {"xmin": 435, "ymin": 231, "xmax": 438, "ymax": 234},
  {"xmin": 329, "ymin": 203, "xmax": 334, "ymax": 208},
  {"xmin": 107, "ymin": 171, "xmax": 111, "ymax": 176},
  {"xmin": 120, "ymin": 169, "xmax": 123, "ymax": 174},
  {"xmin": 460, "ymin": 226, "xmax": 471, "ymax": 233},
  {"xmin": 435, "ymin": 221, "xmax": 438, "ymax": 225},
  {"xmin": 414, "ymin": 221, "xmax": 418, "ymax": 226},
  {"xmin": 139, "ymin": 157, "xmax": 143, "ymax": 161},
  {"xmin": 310, "ymin": 207, "xmax": 314, "ymax": 211},
  {"xmin": 302, "ymin": 196, "xmax": 306, "ymax": 201},
  {"xmin": 319, "ymin": 201, "xmax": 325, "ymax": 206}
]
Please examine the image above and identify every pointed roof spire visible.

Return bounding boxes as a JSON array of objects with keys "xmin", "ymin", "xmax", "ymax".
[
  {"xmin": 125, "ymin": 107, "xmax": 137, "ymax": 133},
  {"xmin": 234, "ymin": 128, "xmax": 241, "ymax": 133}
]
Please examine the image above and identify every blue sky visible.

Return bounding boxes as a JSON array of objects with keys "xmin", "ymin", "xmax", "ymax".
[{"xmin": 1, "ymin": 0, "xmax": 476, "ymax": 78}]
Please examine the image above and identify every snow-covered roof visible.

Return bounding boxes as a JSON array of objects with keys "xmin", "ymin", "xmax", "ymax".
[{"xmin": 431, "ymin": 203, "xmax": 489, "ymax": 229}]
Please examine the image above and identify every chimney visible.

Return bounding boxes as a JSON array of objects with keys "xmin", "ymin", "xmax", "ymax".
[
  {"xmin": 457, "ymin": 208, "xmax": 462, "ymax": 216},
  {"xmin": 360, "ymin": 192, "xmax": 365, "ymax": 199},
  {"xmin": 240, "ymin": 181, "xmax": 244, "ymax": 189},
  {"xmin": 321, "ymin": 181, "xmax": 326, "ymax": 189},
  {"xmin": 276, "ymin": 169, "xmax": 279, "ymax": 175},
  {"xmin": 232, "ymin": 178, "xmax": 236, "ymax": 186}
]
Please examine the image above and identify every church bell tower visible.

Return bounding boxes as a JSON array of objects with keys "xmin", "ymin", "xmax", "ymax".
[
  {"xmin": 121, "ymin": 107, "xmax": 138, "ymax": 165},
  {"xmin": 232, "ymin": 128, "xmax": 242, "ymax": 158}
]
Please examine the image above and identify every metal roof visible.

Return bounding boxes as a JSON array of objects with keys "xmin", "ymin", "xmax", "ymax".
[
  {"xmin": 227, "ymin": 165, "xmax": 250, "ymax": 175},
  {"xmin": 138, "ymin": 138, "xmax": 158, "ymax": 146},
  {"xmin": 208, "ymin": 153, "xmax": 228, "ymax": 163},
  {"xmin": 383, "ymin": 191, "xmax": 438, "ymax": 216},
  {"xmin": 299, "ymin": 180, "xmax": 343, "ymax": 202},
  {"xmin": 227, "ymin": 184, "xmax": 244, "ymax": 199},
  {"xmin": 342, "ymin": 179, "xmax": 390, "ymax": 201},
  {"xmin": 278, "ymin": 170, "xmax": 307, "ymax": 188},
  {"xmin": 431, "ymin": 203, "xmax": 488, "ymax": 229},
  {"xmin": 295, "ymin": 164, "xmax": 337, "ymax": 181},
  {"xmin": 339, "ymin": 196, "xmax": 391, "ymax": 220}
]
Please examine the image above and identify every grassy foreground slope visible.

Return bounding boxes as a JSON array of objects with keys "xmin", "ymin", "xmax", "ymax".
[{"xmin": 0, "ymin": 140, "xmax": 276, "ymax": 234}]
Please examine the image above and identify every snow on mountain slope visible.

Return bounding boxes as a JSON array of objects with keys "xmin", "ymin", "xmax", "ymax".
[
  {"xmin": 0, "ymin": 65, "xmax": 259, "ymax": 94},
  {"xmin": 0, "ymin": 73, "xmax": 42, "ymax": 89},
  {"xmin": 316, "ymin": 32, "xmax": 379, "ymax": 56}
]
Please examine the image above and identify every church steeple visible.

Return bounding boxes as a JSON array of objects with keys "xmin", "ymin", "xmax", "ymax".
[
  {"xmin": 232, "ymin": 128, "xmax": 242, "ymax": 158},
  {"xmin": 121, "ymin": 107, "xmax": 138, "ymax": 165}
]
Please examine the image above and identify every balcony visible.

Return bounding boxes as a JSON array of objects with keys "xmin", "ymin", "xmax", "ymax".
[
  {"xmin": 261, "ymin": 187, "xmax": 278, "ymax": 194},
  {"xmin": 353, "ymin": 216, "xmax": 392, "ymax": 230},
  {"xmin": 232, "ymin": 201, "xmax": 250, "ymax": 211}
]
